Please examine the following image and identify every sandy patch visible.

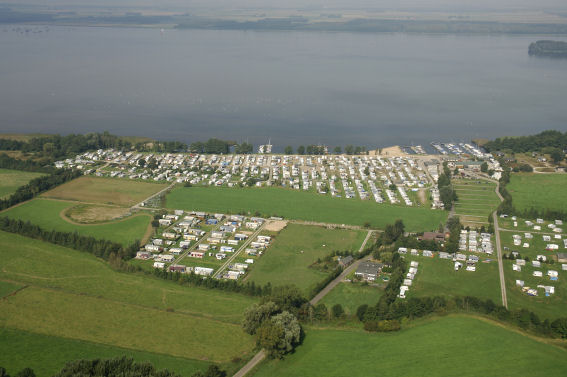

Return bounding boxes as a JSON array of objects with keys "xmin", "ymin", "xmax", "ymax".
[
  {"xmin": 65, "ymin": 205, "xmax": 131, "ymax": 224},
  {"xmin": 368, "ymin": 145, "xmax": 406, "ymax": 157},
  {"xmin": 264, "ymin": 220, "xmax": 288, "ymax": 232}
]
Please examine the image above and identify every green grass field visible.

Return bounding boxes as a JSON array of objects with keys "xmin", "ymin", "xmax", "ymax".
[
  {"xmin": 1, "ymin": 198, "xmax": 150, "ymax": 245},
  {"xmin": 42, "ymin": 176, "xmax": 168, "ymax": 207},
  {"xmin": 507, "ymin": 173, "xmax": 567, "ymax": 213},
  {"xmin": 319, "ymin": 282, "xmax": 384, "ymax": 315},
  {"xmin": 166, "ymin": 186, "xmax": 447, "ymax": 232},
  {"xmin": 246, "ymin": 224, "xmax": 364, "ymax": 295},
  {"xmin": 0, "ymin": 230, "xmax": 257, "ymax": 370},
  {"xmin": 0, "ymin": 328, "xmax": 213, "ymax": 377},
  {"xmin": 0, "ymin": 168, "xmax": 46, "ymax": 199},
  {"xmin": 0, "ymin": 280, "xmax": 22, "ymax": 298},
  {"xmin": 253, "ymin": 316, "xmax": 567, "ymax": 377},
  {"xmin": 453, "ymin": 179, "xmax": 499, "ymax": 227},
  {"xmin": 407, "ymin": 255, "xmax": 501, "ymax": 304}
]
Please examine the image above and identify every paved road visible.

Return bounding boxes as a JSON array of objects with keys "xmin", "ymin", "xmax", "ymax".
[
  {"xmin": 232, "ymin": 230, "xmax": 374, "ymax": 377},
  {"xmin": 493, "ymin": 211, "xmax": 508, "ymax": 309}
]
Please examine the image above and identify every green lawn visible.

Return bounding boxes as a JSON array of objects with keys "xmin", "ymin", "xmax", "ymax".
[
  {"xmin": 0, "ymin": 328, "xmax": 212, "ymax": 377},
  {"xmin": 1, "ymin": 198, "xmax": 150, "ymax": 245},
  {"xmin": 0, "ymin": 168, "xmax": 45, "ymax": 199},
  {"xmin": 166, "ymin": 186, "xmax": 447, "ymax": 232},
  {"xmin": 319, "ymin": 282, "xmax": 384, "ymax": 315},
  {"xmin": 0, "ymin": 230, "xmax": 257, "ymax": 366},
  {"xmin": 0, "ymin": 231, "xmax": 255, "ymax": 323},
  {"xmin": 508, "ymin": 173, "xmax": 567, "ymax": 213},
  {"xmin": 407, "ymin": 255, "xmax": 501, "ymax": 304},
  {"xmin": 253, "ymin": 316, "xmax": 567, "ymax": 377},
  {"xmin": 0, "ymin": 280, "xmax": 22, "ymax": 298},
  {"xmin": 246, "ymin": 224, "xmax": 364, "ymax": 295}
]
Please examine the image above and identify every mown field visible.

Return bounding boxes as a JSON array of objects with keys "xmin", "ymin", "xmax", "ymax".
[
  {"xmin": 0, "ymin": 168, "xmax": 46, "ymax": 199},
  {"xmin": 507, "ymin": 173, "xmax": 567, "ymax": 213},
  {"xmin": 453, "ymin": 179, "xmax": 500, "ymax": 228},
  {"xmin": 166, "ymin": 186, "xmax": 447, "ymax": 232},
  {"xmin": 246, "ymin": 224, "xmax": 365, "ymax": 295},
  {"xmin": 319, "ymin": 282, "xmax": 384, "ymax": 315},
  {"xmin": 253, "ymin": 315, "xmax": 567, "ymax": 377},
  {"xmin": 0, "ymin": 328, "xmax": 211, "ymax": 377},
  {"xmin": 1, "ymin": 198, "xmax": 150, "ymax": 245},
  {"xmin": 407, "ymin": 255, "xmax": 501, "ymax": 304},
  {"xmin": 0, "ymin": 230, "xmax": 257, "ymax": 374},
  {"xmin": 42, "ymin": 176, "xmax": 168, "ymax": 207}
]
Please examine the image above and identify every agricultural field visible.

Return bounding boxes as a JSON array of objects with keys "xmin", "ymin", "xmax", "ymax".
[
  {"xmin": 452, "ymin": 179, "xmax": 500, "ymax": 228},
  {"xmin": 166, "ymin": 186, "xmax": 447, "ymax": 232},
  {"xmin": 0, "ymin": 168, "xmax": 46, "ymax": 199},
  {"xmin": 246, "ymin": 224, "xmax": 365, "ymax": 295},
  {"xmin": 253, "ymin": 315, "xmax": 567, "ymax": 377},
  {"xmin": 507, "ymin": 173, "xmax": 567, "ymax": 213},
  {"xmin": 405, "ymin": 254, "xmax": 501, "ymax": 304},
  {"xmin": 319, "ymin": 282, "xmax": 384, "ymax": 315},
  {"xmin": 0, "ymin": 230, "xmax": 257, "ymax": 374},
  {"xmin": 0, "ymin": 328, "xmax": 212, "ymax": 377},
  {"xmin": 42, "ymin": 176, "xmax": 168, "ymax": 207},
  {"xmin": 1, "ymin": 198, "xmax": 150, "ymax": 245}
]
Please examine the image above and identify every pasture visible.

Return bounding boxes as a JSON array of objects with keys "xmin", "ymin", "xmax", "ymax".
[
  {"xmin": 0, "ymin": 168, "xmax": 45, "ymax": 199},
  {"xmin": 166, "ymin": 186, "xmax": 447, "ymax": 232},
  {"xmin": 246, "ymin": 224, "xmax": 365, "ymax": 295},
  {"xmin": 319, "ymin": 282, "xmax": 384, "ymax": 315},
  {"xmin": 406, "ymin": 255, "xmax": 501, "ymax": 304},
  {"xmin": 253, "ymin": 316, "xmax": 567, "ymax": 377},
  {"xmin": 42, "ymin": 176, "xmax": 168, "ymax": 207},
  {"xmin": 0, "ymin": 328, "xmax": 212, "ymax": 377},
  {"xmin": 507, "ymin": 173, "xmax": 567, "ymax": 213},
  {"xmin": 1, "ymin": 198, "xmax": 150, "ymax": 245},
  {"xmin": 0, "ymin": 230, "xmax": 257, "ymax": 370},
  {"xmin": 452, "ymin": 179, "xmax": 499, "ymax": 228}
]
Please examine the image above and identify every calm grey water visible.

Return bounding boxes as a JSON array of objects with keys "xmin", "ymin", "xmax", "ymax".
[{"xmin": 1, "ymin": 25, "xmax": 566, "ymax": 149}]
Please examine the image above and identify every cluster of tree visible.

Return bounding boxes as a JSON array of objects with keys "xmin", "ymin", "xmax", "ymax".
[
  {"xmin": 438, "ymin": 162, "xmax": 457, "ymax": 210},
  {"xmin": 189, "ymin": 139, "xmax": 235, "ymax": 154},
  {"xmin": 235, "ymin": 142, "xmax": 253, "ymax": 154},
  {"xmin": 0, "ymin": 132, "xmax": 135, "ymax": 159},
  {"xmin": 376, "ymin": 219, "xmax": 405, "ymax": 246},
  {"xmin": 282, "ymin": 145, "xmax": 368, "ymax": 155},
  {"xmin": 0, "ymin": 367, "xmax": 35, "ymax": 377},
  {"xmin": 484, "ymin": 130, "xmax": 567, "ymax": 155},
  {"xmin": 135, "ymin": 141, "xmax": 188, "ymax": 153},
  {"xmin": 242, "ymin": 286, "xmax": 305, "ymax": 359},
  {"xmin": 22, "ymin": 357, "xmax": 227, "ymax": 377},
  {"xmin": 0, "ymin": 153, "xmax": 55, "ymax": 173},
  {"xmin": 0, "ymin": 217, "xmax": 139, "ymax": 261},
  {"xmin": 0, "ymin": 169, "xmax": 82, "ymax": 211},
  {"xmin": 442, "ymin": 217, "xmax": 464, "ymax": 254}
]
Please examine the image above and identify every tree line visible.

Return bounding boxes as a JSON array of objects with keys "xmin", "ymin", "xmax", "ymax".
[
  {"xmin": 0, "ymin": 217, "xmax": 139, "ymax": 261},
  {"xmin": 189, "ymin": 138, "xmax": 253, "ymax": 154},
  {"xmin": 283, "ymin": 145, "xmax": 368, "ymax": 155},
  {"xmin": 484, "ymin": 130, "xmax": 567, "ymax": 162},
  {"xmin": 1, "ymin": 357, "xmax": 226, "ymax": 377},
  {"xmin": 0, "ymin": 153, "xmax": 55, "ymax": 173},
  {"xmin": 438, "ymin": 162, "xmax": 457, "ymax": 210},
  {"xmin": 0, "ymin": 169, "xmax": 82, "ymax": 211}
]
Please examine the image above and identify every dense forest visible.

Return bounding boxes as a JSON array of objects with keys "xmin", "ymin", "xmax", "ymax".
[{"xmin": 483, "ymin": 130, "xmax": 567, "ymax": 154}]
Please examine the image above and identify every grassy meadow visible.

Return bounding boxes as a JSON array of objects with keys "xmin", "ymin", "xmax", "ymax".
[
  {"xmin": 452, "ymin": 179, "xmax": 500, "ymax": 227},
  {"xmin": 252, "ymin": 315, "xmax": 567, "ymax": 377},
  {"xmin": 0, "ymin": 230, "xmax": 257, "ymax": 373},
  {"xmin": 166, "ymin": 186, "xmax": 447, "ymax": 232},
  {"xmin": 319, "ymin": 282, "xmax": 384, "ymax": 315},
  {"xmin": 0, "ymin": 328, "xmax": 212, "ymax": 377},
  {"xmin": 42, "ymin": 176, "xmax": 168, "ymax": 207},
  {"xmin": 246, "ymin": 224, "xmax": 364, "ymax": 295},
  {"xmin": 507, "ymin": 173, "xmax": 567, "ymax": 213},
  {"xmin": 1, "ymin": 198, "xmax": 150, "ymax": 245},
  {"xmin": 0, "ymin": 168, "xmax": 46, "ymax": 199},
  {"xmin": 406, "ymin": 255, "xmax": 501, "ymax": 304}
]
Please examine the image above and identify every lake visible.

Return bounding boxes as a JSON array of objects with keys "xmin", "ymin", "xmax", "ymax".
[{"xmin": 1, "ymin": 25, "xmax": 566, "ymax": 149}]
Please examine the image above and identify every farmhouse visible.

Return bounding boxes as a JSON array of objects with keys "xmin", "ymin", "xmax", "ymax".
[{"xmin": 355, "ymin": 261, "xmax": 383, "ymax": 281}]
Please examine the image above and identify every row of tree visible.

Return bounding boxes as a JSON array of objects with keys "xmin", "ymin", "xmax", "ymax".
[
  {"xmin": 0, "ymin": 169, "xmax": 82, "ymax": 211},
  {"xmin": 0, "ymin": 217, "xmax": 139, "ymax": 261},
  {"xmin": 1, "ymin": 357, "xmax": 226, "ymax": 377},
  {"xmin": 283, "ymin": 145, "xmax": 368, "ymax": 155},
  {"xmin": 438, "ymin": 162, "xmax": 457, "ymax": 210},
  {"xmin": 0, "ymin": 153, "xmax": 55, "ymax": 173}
]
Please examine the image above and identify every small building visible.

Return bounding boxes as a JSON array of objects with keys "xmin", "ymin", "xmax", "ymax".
[
  {"xmin": 338, "ymin": 255, "xmax": 354, "ymax": 267},
  {"xmin": 169, "ymin": 264, "xmax": 186, "ymax": 273},
  {"xmin": 153, "ymin": 262, "xmax": 165, "ymax": 269},
  {"xmin": 557, "ymin": 252, "xmax": 567, "ymax": 263},
  {"xmin": 194, "ymin": 267, "xmax": 214, "ymax": 276},
  {"xmin": 419, "ymin": 232, "xmax": 446, "ymax": 242},
  {"xmin": 355, "ymin": 261, "xmax": 383, "ymax": 281},
  {"xmin": 189, "ymin": 251, "xmax": 205, "ymax": 258},
  {"xmin": 136, "ymin": 251, "xmax": 152, "ymax": 260}
]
